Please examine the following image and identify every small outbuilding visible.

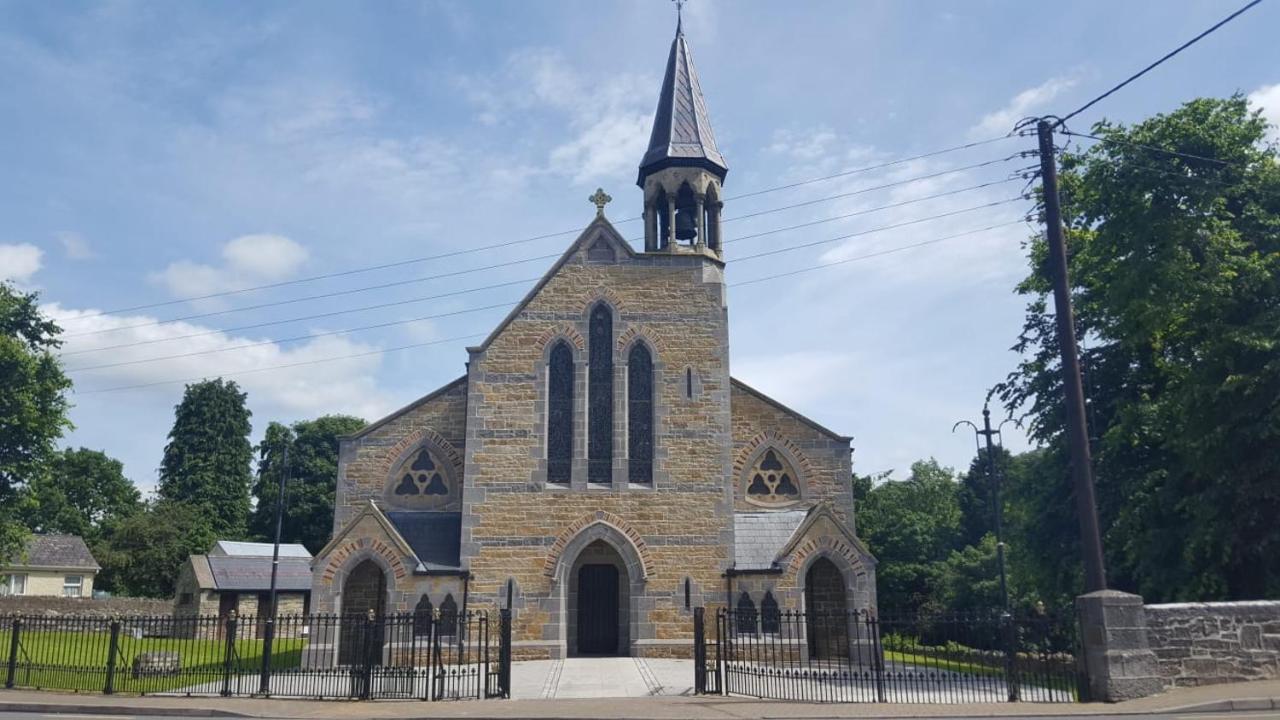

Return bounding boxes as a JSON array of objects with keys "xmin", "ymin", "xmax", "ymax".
[
  {"xmin": 173, "ymin": 541, "xmax": 312, "ymax": 629},
  {"xmin": 0, "ymin": 534, "xmax": 100, "ymax": 598}
]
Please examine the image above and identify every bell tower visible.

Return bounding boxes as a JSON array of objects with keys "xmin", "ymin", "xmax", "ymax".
[{"xmin": 638, "ymin": 17, "xmax": 728, "ymax": 257}]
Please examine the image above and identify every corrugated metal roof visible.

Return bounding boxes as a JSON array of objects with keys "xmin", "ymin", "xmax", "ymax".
[
  {"xmin": 10, "ymin": 534, "xmax": 100, "ymax": 570},
  {"xmin": 206, "ymin": 555, "xmax": 312, "ymax": 591},
  {"xmin": 210, "ymin": 541, "xmax": 311, "ymax": 558},
  {"xmin": 385, "ymin": 511, "xmax": 462, "ymax": 571},
  {"xmin": 734, "ymin": 511, "xmax": 808, "ymax": 571},
  {"xmin": 638, "ymin": 22, "xmax": 727, "ymax": 183}
]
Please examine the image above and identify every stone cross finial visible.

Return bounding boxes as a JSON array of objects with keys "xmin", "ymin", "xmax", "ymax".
[{"xmin": 589, "ymin": 188, "xmax": 612, "ymax": 217}]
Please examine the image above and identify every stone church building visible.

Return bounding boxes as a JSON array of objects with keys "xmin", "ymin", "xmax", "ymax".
[{"xmin": 310, "ymin": 22, "xmax": 876, "ymax": 659}]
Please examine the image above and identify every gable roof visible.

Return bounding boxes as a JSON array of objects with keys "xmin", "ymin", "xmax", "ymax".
[
  {"xmin": 344, "ymin": 375, "xmax": 467, "ymax": 441},
  {"xmin": 638, "ymin": 22, "xmax": 727, "ymax": 184},
  {"xmin": 204, "ymin": 555, "xmax": 313, "ymax": 592},
  {"xmin": 469, "ymin": 215, "xmax": 636, "ymax": 354},
  {"xmin": 776, "ymin": 502, "xmax": 877, "ymax": 567},
  {"xmin": 7, "ymin": 534, "xmax": 100, "ymax": 571},
  {"xmin": 730, "ymin": 377, "xmax": 852, "ymax": 442},
  {"xmin": 734, "ymin": 510, "xmax": 808, "ymax": 571},
  {"xmin": 211, "ymin": 541, "xmax": 311, "ymax": 558}
]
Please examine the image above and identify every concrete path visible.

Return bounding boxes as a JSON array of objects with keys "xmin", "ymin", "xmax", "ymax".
[{"xmin": 509, "ymin": 658, "xmax": 695, "ymax": 698}]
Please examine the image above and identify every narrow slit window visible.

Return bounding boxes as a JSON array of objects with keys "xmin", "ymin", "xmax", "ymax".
[{"xmin": 685, "ymin": 368, "xmax": 694, "ymax": 398}]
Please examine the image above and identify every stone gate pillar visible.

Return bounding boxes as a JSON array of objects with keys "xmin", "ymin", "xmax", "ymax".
[{"xmin": 1076, "ymin": 590, "xmax": 1162, "ymax": 701}]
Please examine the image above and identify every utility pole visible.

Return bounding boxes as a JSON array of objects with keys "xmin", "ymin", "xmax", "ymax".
[
  {"xmin": 259, "ymin": 443, "xmax": 289, "ymax": 695},
  {"xmin": 1036, "ymin": 119, "xmax": 1107, "ymax": 593}
]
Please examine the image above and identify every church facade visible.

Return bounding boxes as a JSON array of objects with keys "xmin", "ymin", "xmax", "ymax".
[{"xmin": 310, "ymin": 22, "xmax": 876, "ymax": 660}]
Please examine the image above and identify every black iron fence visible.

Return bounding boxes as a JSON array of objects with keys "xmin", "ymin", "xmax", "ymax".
[
  {"xmin": 2, "ymin": 609, "xmax": 511, "ymax": 701},
  {"xmin": 694, "ymin": 607, "xmax": 1080, "ymax": 703}
]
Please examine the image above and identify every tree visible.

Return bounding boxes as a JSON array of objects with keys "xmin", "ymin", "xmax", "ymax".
[
  {"xmin": 999, "ymin": 96, "xmax": 1280, "ymax": 600},
  {"xmin": 22, "ymin": 447, "xmax": 141, "ymax": 544},
  {"xmin": 856, "ymin": 459, "xmax": 962, "ymax": 611},
  {"xmin": 94, "ymin": 500, "xmax": 216, "ymax": 598},
  {"xmin": 0, "ymin": 282, "xmax": 72, "ymax": 562},
  {"xmin": 956, "ymin": 445, "xmax": 1014, "ymax": 549},
  {"xmin": 158, "ymin": 379, "xmax": 254, "ymax": 538},
  {"xmin": 249, "ymin": 414, "xmax": 365, "ymax": 553}
]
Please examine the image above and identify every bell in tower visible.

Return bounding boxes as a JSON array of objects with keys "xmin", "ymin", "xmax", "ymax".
[{"xmin": 637, "ymin": 16, "xmax": 727, "ymax": 257}]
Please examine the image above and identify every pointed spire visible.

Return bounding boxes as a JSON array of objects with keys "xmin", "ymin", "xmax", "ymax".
[{"xmin": 637, "ymin": 20, "xmax": 727, "ymax": 186}]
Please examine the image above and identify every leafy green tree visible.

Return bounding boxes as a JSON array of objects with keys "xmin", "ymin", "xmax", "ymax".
[
  {"xmin": 856, "ymin": 459, "xmax": 962, "ymax": 611},
  {"xmin": 0, "ymin": 282, "xmax": 72, "ymax": 562},
  {"xmin": 158, "ymin": 379, "xmax": 253, "ymax": 538},
  {"xmin": 999, "ymin": 96, "xmax": 1280, "ymax": 600},
  {"xmin": 956, "ymin": 445, "xmax": 1015, "ymax": 549},
  {"xmin": 94, "ymin": 500, "xmax": 216, "ymax": 598},
  {"xmin": 936, "ymin": 535, "xmax": 1005, "ymax": 611},
  {"xmin": 250, "ymin": 414, "xmax": 365, "ymax": 553},
  {"xmin": 21, "ymin": 448, "xmax": 141, "ymax": 544}
]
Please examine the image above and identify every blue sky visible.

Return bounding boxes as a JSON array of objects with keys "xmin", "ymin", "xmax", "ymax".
[{"xmin": 2, "ymin": 0, "xmax": 1277, "ymax": 493}]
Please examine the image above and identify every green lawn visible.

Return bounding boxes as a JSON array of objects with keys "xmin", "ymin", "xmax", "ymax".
[{"xmin": 0, "ymin": 627, "xmax": 305, "ymax": 694}]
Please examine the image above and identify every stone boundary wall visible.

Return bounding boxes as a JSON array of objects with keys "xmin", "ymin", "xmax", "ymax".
[
  {"xmin": 0, "ymin": 595, "xmax": 171, "ymax": 617},
  {"xmin": 1145, "ymin": 600, "xmax": 1280, "ymax": 688}
]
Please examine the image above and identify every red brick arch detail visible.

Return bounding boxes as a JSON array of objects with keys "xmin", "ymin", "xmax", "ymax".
[
  {"xmin": 543, "ymin": 511, "xmax": 653, "ymax": 578},
  {"xmin": 733, "ymin": 431, "xmax": 815, "ymax": 479},
  {"xmin": 616, "ymin": 326, "xmax": 667, "ymax": 355},
  {"xmin": 534, "ymin": 323, "xmax": 586, "ymax": 354},
  {"xmin": 375, "ymin": 427, "xmax": 462, "ymax": 479},
  {"xmin": 582, "ymin": 286, "xmax": 626, "ymax": 315},
  {"xmin": 785, "ymin": 535, "xmax": 866, "ymax": 578},
  {"xmin": 321, "ymin": 536, "xmax": 409, "ymax": 583}
]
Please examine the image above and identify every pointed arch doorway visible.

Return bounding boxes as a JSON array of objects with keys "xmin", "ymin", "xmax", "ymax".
[
  {"xmin": 569, "ymin": 540, "xmax": 630, "ymax": 656},
  {"xmin": 339, "ymin": 559, "xmax": 387, "ymax": 665},
  {"xmin": 804, "ymin": 556, "xmax": 849, "ymax": 660}
]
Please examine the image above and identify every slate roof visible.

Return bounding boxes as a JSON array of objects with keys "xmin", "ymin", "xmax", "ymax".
[
  {"xmin": 211, "ymin": 540, "xmax": 311, "ymax": 558},
  {"xmin": 385, "ymin": 511, "xmax": 462, "ymax": 572},
  {"xmin": 204, "ymin": 555, "xmax": 313, "ymax": 592},
  {"xmin": 734, "ymin": 511, "xmax": 808, "ymax": 571},
  {"xmin": 638, "ymin": 20, "xmax": 727, "ymax": 184},
  {"xmin": 9, "ymin": 534, "xmax": 100, "ymax": 570}
]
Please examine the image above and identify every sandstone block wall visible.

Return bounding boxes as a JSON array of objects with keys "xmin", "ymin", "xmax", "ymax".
[
  {"xmin": 0, "ymin": 595, "xmax": 170, "ymax": 618},
  {"xmin": 1146, "ymin": 601, "xmax": 1280, "ymax": 687}
]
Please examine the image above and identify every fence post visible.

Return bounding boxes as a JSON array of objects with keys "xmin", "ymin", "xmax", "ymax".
[
  {"xmin": 498, "ymin": 608, "xmax": 512, "ymax": 699},
  {"xmin": 360, "ymin": 609, "xmax": 376, "ymax": 700},
  {"xmin": 104, "ymin": 619, "xmax": 121, "ymax": 694},
  {"xmin": 693, "ymin": 607, "xmax": 706, "ymax": 694},
  {"xmin": 4, "ymin": 618, "xmax": 19, "ymax": 689},
  {"xmin": 221, "ymin": 611, "xmax": 237, "ymax": 697},
  {"xmin": 258, "ymin": 615, "xmax": 275, "ymax": 696},
  {"xmin": 1003, "ymin": 612, "xmax": 1021, "ymax": 702},
  {"xmin": 714, "ymin": 609, "xmax": 726, "ymax": 696},
  {"xmin": 869, "ymin": 612, "xmax": 886, "ymax": 703}
]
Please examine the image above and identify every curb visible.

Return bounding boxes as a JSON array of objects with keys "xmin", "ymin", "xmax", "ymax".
[
  {"xmin": 1159, "ymin": 697, "xmax": 1280, "ymax": 714},
  {"xmin": 0, "ymin": 702, "xmax": 252, "ymax": 718}
]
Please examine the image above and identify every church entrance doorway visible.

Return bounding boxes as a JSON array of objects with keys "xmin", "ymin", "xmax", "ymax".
[
  {"xmin": 568, "ymin": 540, "xmax": 630, "ymax": 656},
  {"xmin": 340, "ymin": 559, "xmax": 387, "ymax": 666},
  {"xmin": 804, "ymin": 557, "xmax": 849, "ymax": 660}
]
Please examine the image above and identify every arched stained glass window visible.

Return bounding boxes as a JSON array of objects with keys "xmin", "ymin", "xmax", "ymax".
[
  {"xmin": 745, "ymin": 448, "xmax": 802, "ymax": 506},
  {"xmin": 736, "ymin": 591, "xmax": 757, "ymax": 635},
  {"xmin": 547, "ymin": 341, "xmax": 574, "ymax": 484},
  {"xmin": 628, "ymin": 343, "xmax": 653, "ymax": 484},
  {"xmin": 413, "ymin": 594, "xmax": 433, "ymax": 636},
  {"xmin": 439, "ymin": 593, "xmax": 458, "ymax": 637},
  {"xmin": 588, "ymin": 305, "xmax": 613, "ymax": 484},
  {"xmin": 761, "ymin": 591, "xmax": 781, "ymax": 634}
]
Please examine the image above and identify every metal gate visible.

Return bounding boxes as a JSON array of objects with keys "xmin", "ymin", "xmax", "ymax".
[{"xmin": 694, "ymin": 607, "xmax": 1080, "ymax": 703}]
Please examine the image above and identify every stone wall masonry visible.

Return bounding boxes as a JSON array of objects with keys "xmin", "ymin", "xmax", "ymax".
[
  {"xmin": 0, "ymin": 595, "xmax": 171, "ymax": 617},
  {"xmin": 1146, "ymin": 600, "xmax": 1280, "ymax": 687}
]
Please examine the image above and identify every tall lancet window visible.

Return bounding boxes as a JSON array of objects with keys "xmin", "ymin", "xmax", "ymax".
[
  {"xmin": 627, "ymin": 343, "xmax": 654, "ymax": 484},
  {"xmin": 588, "ymin": 304, "xmax": 614, "ymax": 484},
  {"xmin": 547, "ymin": 341, "xmax": 574, "ymax": 484}
]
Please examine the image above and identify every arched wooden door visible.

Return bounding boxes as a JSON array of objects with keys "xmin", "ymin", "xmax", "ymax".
[{"xmin": 339, "ymin": 559, "xmax": 387, "ymax": 666}]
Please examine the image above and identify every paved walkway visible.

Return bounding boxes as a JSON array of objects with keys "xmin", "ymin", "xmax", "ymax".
[
  {"xmin": 509, "ymin": 658, "xmax": 695, "ymax": 699},
  {"xmin": 0, "ymin": 678, "xmax": 1277, "ymax": 719}
]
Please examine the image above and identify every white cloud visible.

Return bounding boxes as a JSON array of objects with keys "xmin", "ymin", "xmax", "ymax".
[
  {"xmin": 150, "ymin": 233, "xmax": 308, "ymax": 300},
  {"xmin": 56, "ymin": 231, "xmax": 94, "ymax": 260},
  {"xmin": 50, "ymin": 303, "xmax": 394, "ymax": 421},
  {"xmin": 1248, "ymin": 83, "xmax": 1280, "ymax": 143},
  {"xmin": 0, "ymin": 243, "xmax": 43, "ymax": 284},
  {"xmin": 734, "ymin": 351, "xmax": 856, "ymax": 407},
  {"xmin": 971, "ymin": 77, "xmax": 1077, "ymax": 139}
]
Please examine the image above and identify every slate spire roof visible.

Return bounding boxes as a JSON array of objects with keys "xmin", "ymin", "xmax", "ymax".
[{"xmin": 637, "ymin": 20, "xmax": 727, "ymax": 185}]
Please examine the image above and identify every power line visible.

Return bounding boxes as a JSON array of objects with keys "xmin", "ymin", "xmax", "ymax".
[
  {"xmin": 74, "ymin": 218, "xmax": 1029, "ymax": 395},
  {"xmin": 61, "ymin": 136, "xmax": 1016, "ymax": 322},
  {"xmin": 1059, "ymin": 129, "xmax": 1242, "ymax": 167},
  {"xmin": 1055, "ymin": 0, "xmax": 1264, "ymax": 127},
  {"xmin": 60, "ymin": 158, "xmax": 1021, "ymax": 341},
  {"xmin": 66, "ymin": 197, "xmax": 1030, "ymax": 373}
]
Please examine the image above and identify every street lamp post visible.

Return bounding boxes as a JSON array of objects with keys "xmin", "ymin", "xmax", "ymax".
[{"xmin": 258, "ymin": 444, "xmax": 289, "ymax": 696}]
